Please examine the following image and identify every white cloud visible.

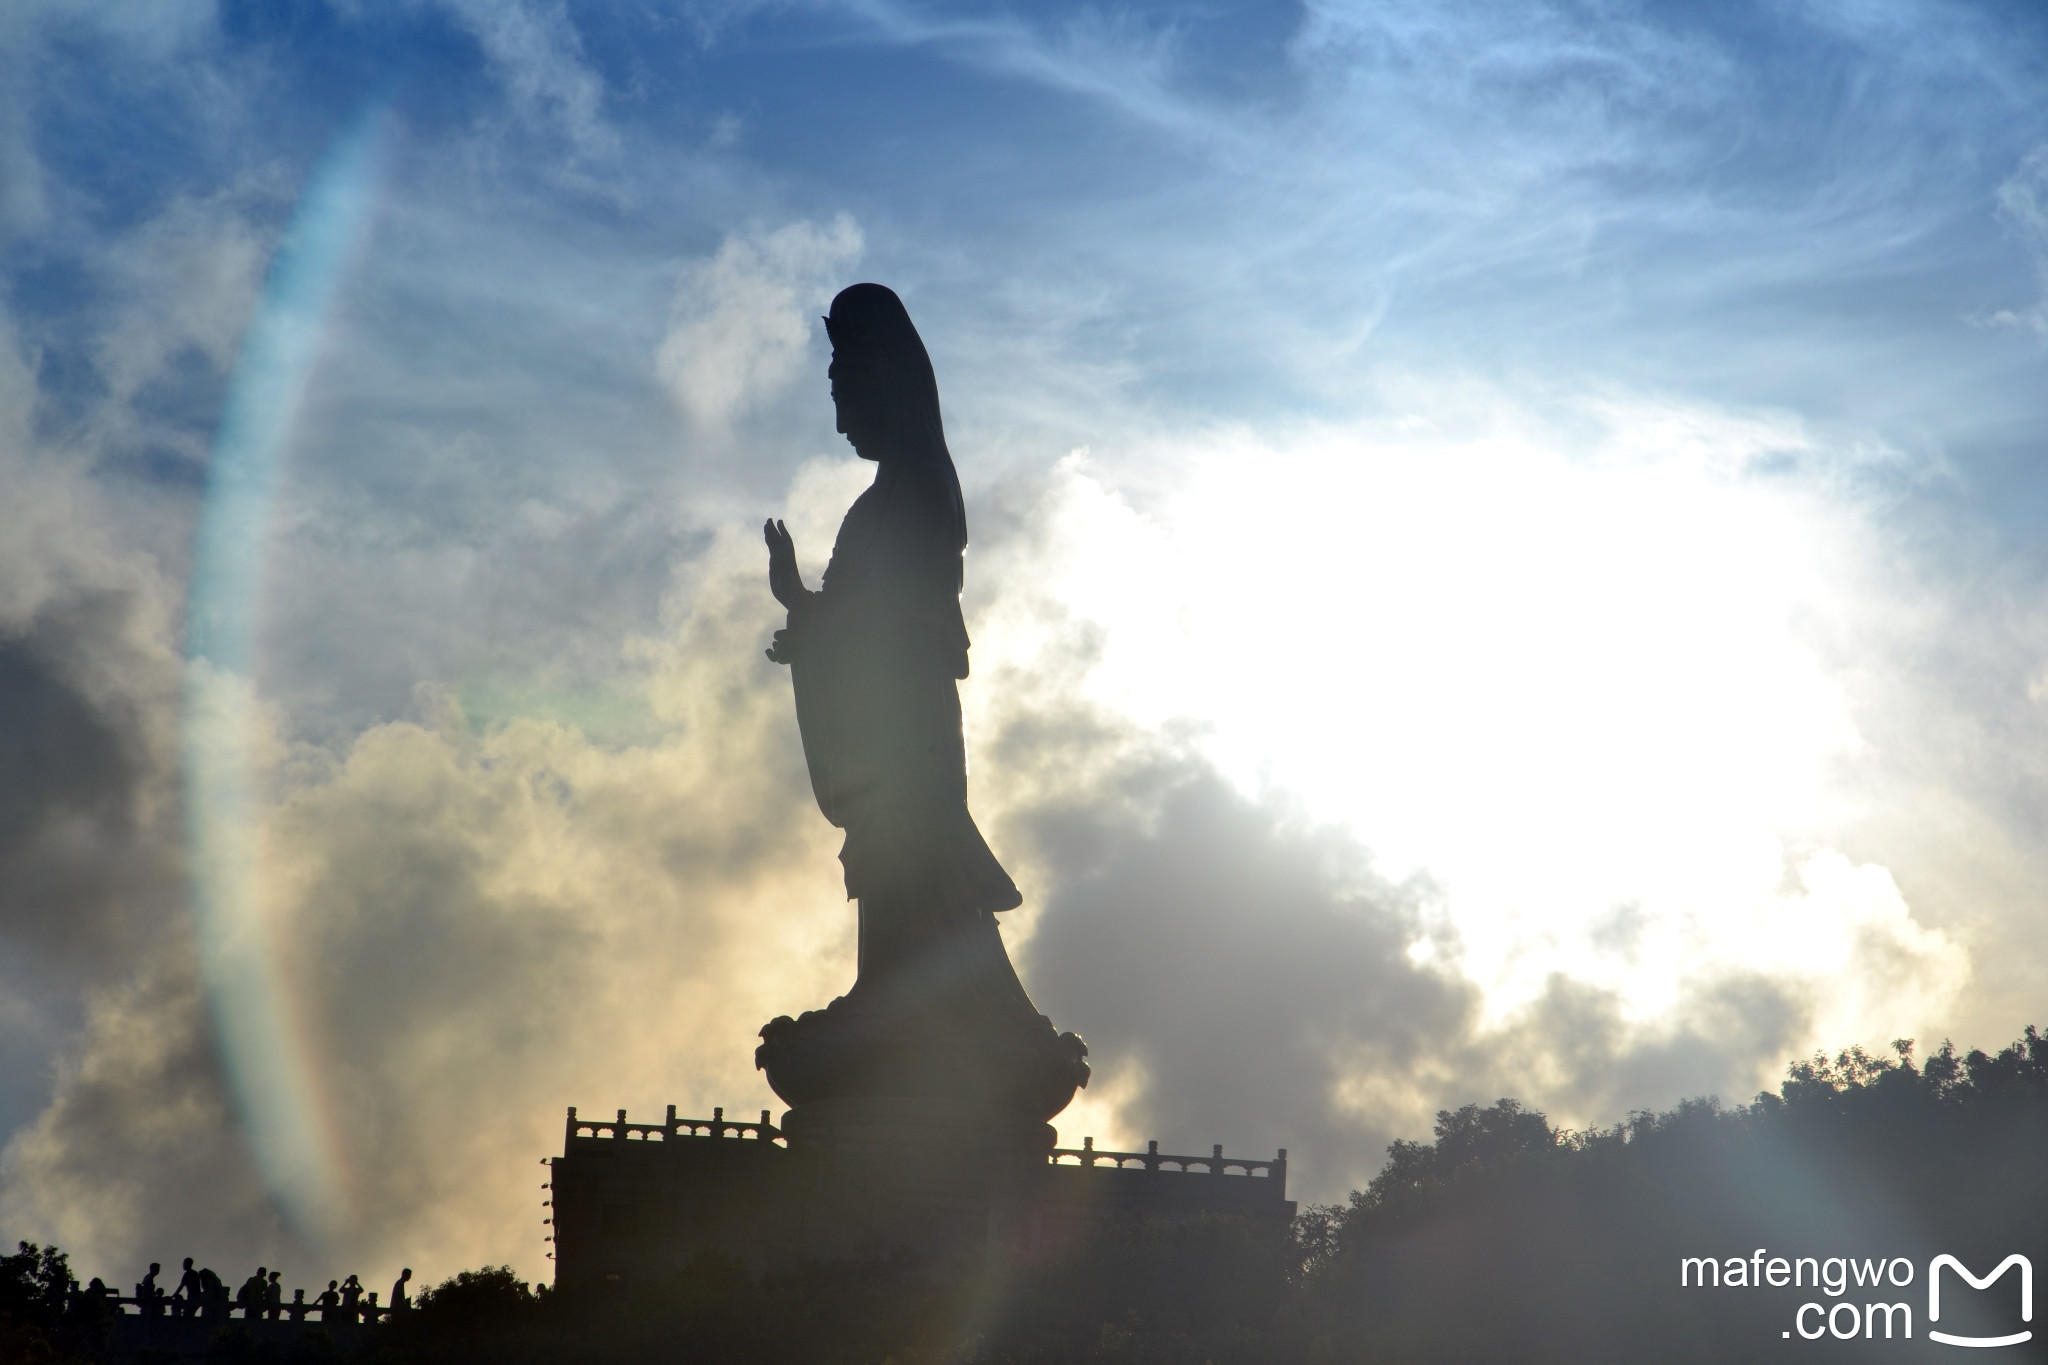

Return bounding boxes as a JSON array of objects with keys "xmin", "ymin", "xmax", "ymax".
[
  {"xmin": 0, "ymin": 314, "xmax": 34, "ymax": 460},
  {"xmin": 429, "ymin": 0, "xmax": 619, "ymax": 160},
  {"xmin": 0, "ymin": 0, "xmax": 217, "ymax": 60},
  {"xmin": 0, "ymin": 94, "xmax": 48, "ymax": 238},
  {"xmin": 93, "ymin": 187, "xmax": 273, "ymax": 433},
  {"xmin": 835, "ymin": 0, "xmax": 1231, "ymax": 150},
  {"xmin": 1994, "ymin": 144, "xmax": 2048, "ymax": 338},
  {"xmin": 655, "ymin": 214, "xmax": 863, "ymax": 428}
]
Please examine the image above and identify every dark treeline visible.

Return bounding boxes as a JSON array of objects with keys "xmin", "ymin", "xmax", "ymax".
[{"xmin": 10, "ymin": 1026, "xmax": 2047, "ymax": 1363}]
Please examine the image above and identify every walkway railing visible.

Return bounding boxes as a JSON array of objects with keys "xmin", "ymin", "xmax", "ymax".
[
  {"xmin": 564, "ymin": 1105, "xmax": 785, "ymax": 1148},
  {"xmin": 560, "ymin": 1109, "xmax": 1284, "ymax": 1190},
  {"xmin": 1049, "ymin": 1137, "xmax": 1286, "ymax": 1184},
  {"xmin": 97, "ymin": 1292, "xmax": 394, "ymax": 1324}
]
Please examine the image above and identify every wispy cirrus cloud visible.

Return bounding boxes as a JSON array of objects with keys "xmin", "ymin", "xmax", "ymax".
[
  {"xmin": 424, "ymin": 0, "xmax": 620, "ymax": 160},
  {"xmin": 1989, "ymin": 144, "xmax": 2048, "ymax": 337}
]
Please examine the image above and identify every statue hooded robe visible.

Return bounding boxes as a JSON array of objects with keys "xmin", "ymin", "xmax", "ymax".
[
  {"xmin": 777, "ymin": 284, "xmax": 1024, "ymax": 994},
  {"xmin": 759, "ymin": 284, "xmax": 1088, "ymax": 1120}
]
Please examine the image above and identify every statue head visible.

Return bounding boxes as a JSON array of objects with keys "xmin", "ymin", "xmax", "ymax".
[{"xmin": 823, "ymin": 283, "xmax": 946, "ymax": 464}]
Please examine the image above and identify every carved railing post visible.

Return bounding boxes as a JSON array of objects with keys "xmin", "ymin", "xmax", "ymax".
[
  {"xmin": 615, "ymin": 1108, "xmax": 627, "ymax": 1139},
  {"xmin": 1145, "ymin": 1139, "xmax": 1159, "ymax": 1173},
  {"xmin": 712, "ymin": 1106, "xmax": 725, "ymax": 1138},
  {"xmin": 1211, "ymin": 1144, "xmax": 1224, "ymax": 1174},
  {"xmin": 665, "ymin": 1104, "xmax": 678, "ymax": 1138},
  {"xmin": 565, "ymin": 1106, "xmax": 578, "ymax": 1147}
]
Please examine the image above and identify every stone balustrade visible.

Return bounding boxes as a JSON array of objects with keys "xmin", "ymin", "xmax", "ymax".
[
  {"xmin": 564, "ymin": 1104, "xmax": 785, "ymax": 1148},
  {"xmin": 1049, "ymin": 1136, "xmax": 1287, "ymax": 1184}
]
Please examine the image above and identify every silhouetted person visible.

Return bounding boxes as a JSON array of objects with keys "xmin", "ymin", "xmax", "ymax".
[
  {"xmin": 266, "ymin": 1268, "xmax": 282, "ymax": 1320},
  {"xmin": 171, "ymin": 1256, "xmax": 201, "ymax": 1318},
  {"xmin": 137, "ymin": 1261, "xmax": 163, "ymax": 1317},
  {"xmin": 316, "ymin": 1280, "xmax": 339, "ymax": 1321},
  {"xmin": 74, "ymin": 1276, "xmax": 110, "ymax": 1321},
  {"xmin": 236, "ymin": 1266, "xmax": 268, "ymax": 1318},
  {"xmin": 339, "ymin": 1273, "xmax": 362, "ymax": 1323},
  {"xmin": 389, "ymin": 1267, "xmax": 411, "ymax": 1316},
  {"xmin": 196, "ymin": 1264, "xmax": 224, "ymax": 1320}
]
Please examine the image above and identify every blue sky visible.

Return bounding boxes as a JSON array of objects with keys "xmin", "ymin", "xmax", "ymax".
[{"xmin": 5, "ymin": 0, "xmax": 2048, "ymax": 1290}]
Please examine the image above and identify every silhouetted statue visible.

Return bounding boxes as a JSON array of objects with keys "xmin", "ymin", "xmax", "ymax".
[{"xmin": 757, "ymin": 284, "xmax": 1087, "ymax": 1135}]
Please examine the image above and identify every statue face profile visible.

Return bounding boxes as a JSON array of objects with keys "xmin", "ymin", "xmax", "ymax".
[{"xmin": 827, "ymin": 354, "xmax": 883, "ymax": 461}]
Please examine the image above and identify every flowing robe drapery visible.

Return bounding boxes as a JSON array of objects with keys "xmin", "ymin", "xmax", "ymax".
[{"xmin": 783, "ymin": 458, "xmax": 1022, "ymax": 993}]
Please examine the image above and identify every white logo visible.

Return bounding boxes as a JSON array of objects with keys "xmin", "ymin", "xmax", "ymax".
[{"xmin": 1928, "ymin": 1254, "xmax": 2032, "ymax": 1349}]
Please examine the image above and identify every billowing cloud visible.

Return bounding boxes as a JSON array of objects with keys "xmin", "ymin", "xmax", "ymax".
[
  {"xmin": 0, "ymin": 409, "xmax": 2001, "ymax": 1278},
  {"xmin": 1006, "ymin": 740, "xmax": 1478, "ymax": 1193},
  {"xmin": 0, "ymin": 312, "xmax": 193, "ymax": 1209},
  {"xmin": 0, "ymin": 318, "xmax": 186, "ymax": 981},
  {"xmin": 656, "ymin": 215, "xmax": 864, "ymax": 429},
  {"xmin": 0, "ymin": 316, "xmax": 1996, "ymax": 1291},
  {"xmin": 5, "ymin": 0, "xmax": 2046, "ymax": 1304},
  {"xmin": 1, "ymin": 505, "xmax": 852, "ymax": 1279}
]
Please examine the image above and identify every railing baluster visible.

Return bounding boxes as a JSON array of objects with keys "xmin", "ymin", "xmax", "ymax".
[{"xmin": 1039, "ymin": 1138, "xmax": 1285, "ymax": 1195}]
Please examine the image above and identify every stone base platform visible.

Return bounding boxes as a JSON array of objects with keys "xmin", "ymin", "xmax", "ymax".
[{"xmin": 547, "ymin": 1103, "xmax": 1294, "ymax": 1288}]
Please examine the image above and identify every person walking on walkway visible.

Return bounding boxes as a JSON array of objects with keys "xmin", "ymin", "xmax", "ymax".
[{"xmin": 170, "ymin": 1258, "xmax": 201, "ymax": 1318}]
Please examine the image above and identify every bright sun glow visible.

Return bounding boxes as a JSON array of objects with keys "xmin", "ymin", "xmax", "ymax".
[{"xmin": 970, "ymin": 382, "xmax": 1965, "ymax": 1055}]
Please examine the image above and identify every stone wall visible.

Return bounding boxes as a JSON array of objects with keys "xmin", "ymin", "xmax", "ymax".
[{"xmin": 548, "ymin": 1105, "xmax": 1295, "ymax": 1286}]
